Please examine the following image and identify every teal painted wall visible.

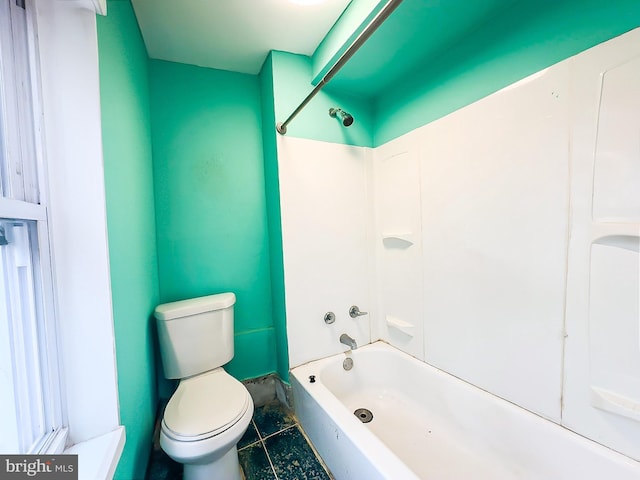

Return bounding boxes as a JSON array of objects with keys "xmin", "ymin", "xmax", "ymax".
[
  {"xmin": 148, "ymin": 59, "xmax": 277, "ymax": 382},
  {"xmin": 96, "ymin": 2, "xmax": 159, "ymax": 479},
  {"xmin": 374, "ymin": 0, "xmax": 640, "ymax": 145},
  {"xmin": 311, "ymin": 0, "xmax": 386, "ymax": 84},
  {"xmin": 259, "ymin": 55, "xmax": 289, "ymax": 381},
  {"xmin": 272, "ymin": 51, "xmax": 374, "ymax": 147}
]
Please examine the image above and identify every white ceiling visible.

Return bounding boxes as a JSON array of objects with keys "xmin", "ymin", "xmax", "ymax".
[{"xmin": 130, "ymin": 0, "xmax": 352, "ymax": 75}]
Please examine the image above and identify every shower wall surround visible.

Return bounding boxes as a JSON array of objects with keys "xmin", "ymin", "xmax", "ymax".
[
  {"xmin": 279, "ymin": 29, "xmax": 640, "ymax": 462},
  {"xmin": 562, "ymin": 29, "xmax": 640, "ymax": 460},
  {"xmin": 277, "ymin": 138, "xmax": 374, "ymax": 368},
  {"xmin": 400, "ymin": 64, "xmax": 569, "ymax": 423}
]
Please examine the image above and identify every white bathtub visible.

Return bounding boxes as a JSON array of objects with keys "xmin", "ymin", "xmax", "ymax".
[{"xmin": 291, "ymin": 342, "xmax": 640, "ymax": 480}]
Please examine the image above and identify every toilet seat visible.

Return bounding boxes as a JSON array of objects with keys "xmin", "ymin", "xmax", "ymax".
[{"xmin": 162, "ymin": 368, "xmax": 251, "ymax": 442}]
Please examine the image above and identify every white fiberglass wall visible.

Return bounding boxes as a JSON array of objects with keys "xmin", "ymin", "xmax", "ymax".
[
  {"xmin": 562, "ymin": 29, "xmax": 640, "ymax": 461},
  {"xmin": 376, "ymin": 63, "xmax": 570, "ymax": 422},
  {"xmin": 277, "ymin": 137, "xmax": 374, "ymax": 368},
  {"xmin": 279, "ymin": 28, "xmax": 640, "ymax": 462}
]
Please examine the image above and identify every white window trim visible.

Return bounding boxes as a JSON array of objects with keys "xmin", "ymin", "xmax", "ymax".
[
  {"xmin": 2, "ymin": 0, "xmax": 122, "ymax": 473},
  {"xmin": 0, "ymin": 198, "xmax": 45, "ymax": 221},
  {"xmin": 31, "ymin": 0, "xmax": 123, "ymax": 476},
  {"xmin": 0, "ymin": 0, "xmax": 65, "ymax": 455}
]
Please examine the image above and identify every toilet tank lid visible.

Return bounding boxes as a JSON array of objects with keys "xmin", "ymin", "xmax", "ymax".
[{"xmin": 154, "ymin": 293, "xmax": 236, "ymax": 321}]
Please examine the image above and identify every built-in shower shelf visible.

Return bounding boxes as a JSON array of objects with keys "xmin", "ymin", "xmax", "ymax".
[
  {"xmin": 591, "ymin": 232, "xmax": 639, "ymax": 252},
  {"xmin": 386, "ymin": 315, "xmax": 414, "ymax": 337},
  {"xmin": 591, "ymin": 386, "xmax": 640, "ymax": 423},
  {"xmin": 382, "ymin": 233, "xmax": 414, "ymax": 249}
]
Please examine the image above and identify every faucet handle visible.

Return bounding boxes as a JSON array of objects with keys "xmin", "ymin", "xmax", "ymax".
[
  {"xmin": 324, "ymin": 312, "xmax": 336, "ymax": 324},
  {"xmin": 349, "ymin": 305, "xmax": 368, "ymax": 318}
]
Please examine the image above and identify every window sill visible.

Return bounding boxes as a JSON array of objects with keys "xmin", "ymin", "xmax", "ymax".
[{"xmin": 64, "ymin": 427, "xmax": 125, "ymax": 480}]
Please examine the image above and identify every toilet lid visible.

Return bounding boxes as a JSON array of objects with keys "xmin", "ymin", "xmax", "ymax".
[{"xmin": 163, "ymin": 368, "xmax": 250, "ymax": 439}]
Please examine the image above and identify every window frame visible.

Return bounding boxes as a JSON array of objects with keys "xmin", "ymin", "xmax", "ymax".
[
  {"xmin": 0, "ymin": 0, "xmax": 67, "ymax": 455},
  {"xmin": 1, "ymin": 0, "xmax": 124, "ymax": 473},
  {"xmin": 31, "ymin": 1, "xmax": 123, "ymax": 473}
]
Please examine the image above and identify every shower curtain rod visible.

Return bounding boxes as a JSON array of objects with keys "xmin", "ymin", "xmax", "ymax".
[{"xmin": 276, "ymin": 0, "xmax": 404, "ymax": 135}]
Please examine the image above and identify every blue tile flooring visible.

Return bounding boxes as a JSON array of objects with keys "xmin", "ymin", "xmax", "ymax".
[
  {"xmin": 146, "ymin": 400, "xmax": 333, "ymax": 480},
  {"xmin": 239, "ymin": 401, "xmax": 332, "ymax": 480}
]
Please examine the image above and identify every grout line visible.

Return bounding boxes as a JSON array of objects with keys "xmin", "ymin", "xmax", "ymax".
[
  {"xmin": 238, "ymin": 420, "xmax": 262, "ymax": 452},
  {"xmin": 294, "ymin": 421, "xmax": 335, "ymax": 479},
  {"xmin": 259, "ymin": 423, "xmax": 297, "ymax": 442},
  {"xmin": 248, "ymin": 406, "xmax": 332, "ymax": 479},
  {"xmin": 257, "ymin": 422, "xmax": 297, "ymax": 480},
  {"xmin": 237, "ymin": 439, "xmax": 261, "ymax": 452},
  {"xmin": 261, "ymin": 439, "xmax": 279, "ymax": 480},
  {"xmin": 252, "ymin": 420, "xmax": 262, "ymax": 440},
  {"xmin": 249, "ymin": 417, "xmax": 280, "ymax": 479},
  {"xmin": 261, "ymin": 421, "xmax": 334, "ymax": 480}
]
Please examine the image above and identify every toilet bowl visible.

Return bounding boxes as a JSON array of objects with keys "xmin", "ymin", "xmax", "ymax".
[
  {"xmin": 154, "ymin": 293, "xmax": 253, "ymax": 480},
  {"xmin": 160, "ymin": 369, "xmax": 254, "ymax": 480}
]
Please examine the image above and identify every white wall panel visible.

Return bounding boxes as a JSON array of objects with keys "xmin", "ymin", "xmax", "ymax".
[
  {"xmin": 563, "ymin": 28, "xmax": 640, "ymax": 461},
  {"xmin": 278, "ymin": 137, "xmax": 373, "ymax": 368},
  {"xmin": 592, "ymin": 55, "xmax": 640, "ymax": 223},
  {"xmin": 373, "ymin": 132, "xmax": 424, "ymax": 360},
  {"xmin": 589, "ymin": 242, "xmax": 640, "ymax": 412},
  {"xmin": 418, "ymin": 65, "xmax": 570, "ymax": 421}
]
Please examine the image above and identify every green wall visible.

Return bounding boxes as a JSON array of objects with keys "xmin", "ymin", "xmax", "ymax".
[
  {"xmin": 148, "ymin": 59, "xmax": 277, "ymax": 382},
  {"xmin": 259, "ymin": 55, "xmax": 289, "ymax": 381},
  {"xmin": 271, "ymin": 51, "xmax": 374, "ymax": 147},
  {"xmin": 311, "ymin": 0, "xmax": 386, "ymax": 84},
  {"xmin": 97, "ymin": 2, "xmax": 159, "ymax": 479}
]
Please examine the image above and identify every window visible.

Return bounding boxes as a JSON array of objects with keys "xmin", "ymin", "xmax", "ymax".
[{"xmin": 0, "ymin": 0, "xmax": 65, "ymax": 454}]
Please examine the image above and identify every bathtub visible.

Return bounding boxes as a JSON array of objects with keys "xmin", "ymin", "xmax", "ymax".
[{"xmin": 291, "ymin": 341, "xmax": 640, "ymax": 480}]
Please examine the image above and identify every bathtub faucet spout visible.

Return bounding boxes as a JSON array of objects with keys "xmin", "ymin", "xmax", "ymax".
[{"xmin": 340, "ymin": 333, "xmax": 358, "ymax": 350}]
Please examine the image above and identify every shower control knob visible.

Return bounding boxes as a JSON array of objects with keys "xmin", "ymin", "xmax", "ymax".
[
  {"xmin": 349, "ymin": 305, "xmax": 368, "ymax": 318},
  {"xmin": 324, "ymin": 312, "xmax": 336, "ymax": 324}
]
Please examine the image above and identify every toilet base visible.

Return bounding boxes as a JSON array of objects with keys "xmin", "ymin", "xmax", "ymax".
[{"xmin": 183, "ymin": 445, "xmax": 242, "ymax": 480}]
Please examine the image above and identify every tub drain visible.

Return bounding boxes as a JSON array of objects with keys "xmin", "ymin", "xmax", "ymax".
[{"xmin": 354, "ymin": 408, "xmax": 373, "ymax": 423}]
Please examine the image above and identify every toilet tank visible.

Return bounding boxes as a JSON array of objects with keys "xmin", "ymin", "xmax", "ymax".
[{"xmin": 154, "ymin": 292, "xmax": 236, "ymax": 379}]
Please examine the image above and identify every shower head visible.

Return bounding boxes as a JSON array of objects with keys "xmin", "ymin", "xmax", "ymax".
[{"xmin": 329, "ymin": 108, "xmax": 354, "ymax": 127}]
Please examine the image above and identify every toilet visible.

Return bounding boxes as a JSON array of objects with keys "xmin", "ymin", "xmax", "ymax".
[{"xmin": 154, "ymin": 292, "xmax": 254, "ymax": 480}]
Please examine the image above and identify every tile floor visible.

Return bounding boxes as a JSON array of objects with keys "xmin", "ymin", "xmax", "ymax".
[{"xmin": 146, "ymin": 400, "xmax": 333, "ymax": 480}]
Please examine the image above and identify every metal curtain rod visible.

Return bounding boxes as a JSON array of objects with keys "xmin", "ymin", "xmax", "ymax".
[{"xmin": 276, "ymin": 0, "xmax": 404, "ymax": 135}]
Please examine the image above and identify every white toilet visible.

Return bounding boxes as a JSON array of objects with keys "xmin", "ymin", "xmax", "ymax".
[{"xmin": 154, "ymin": 292, "xmax": 254, "ymax": 480}]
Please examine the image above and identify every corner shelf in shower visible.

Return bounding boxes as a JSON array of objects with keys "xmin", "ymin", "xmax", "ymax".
[
  {"xmin": 386, "ymin": 315, "xmax": 415, "ymax": 337},
  {"xmin": 591, "ymin": 386, "xmax": 640, "ymax": 423},
  {"xmin": 381, "ymin": 232, "xmax": 414, "ymax": 249}
]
